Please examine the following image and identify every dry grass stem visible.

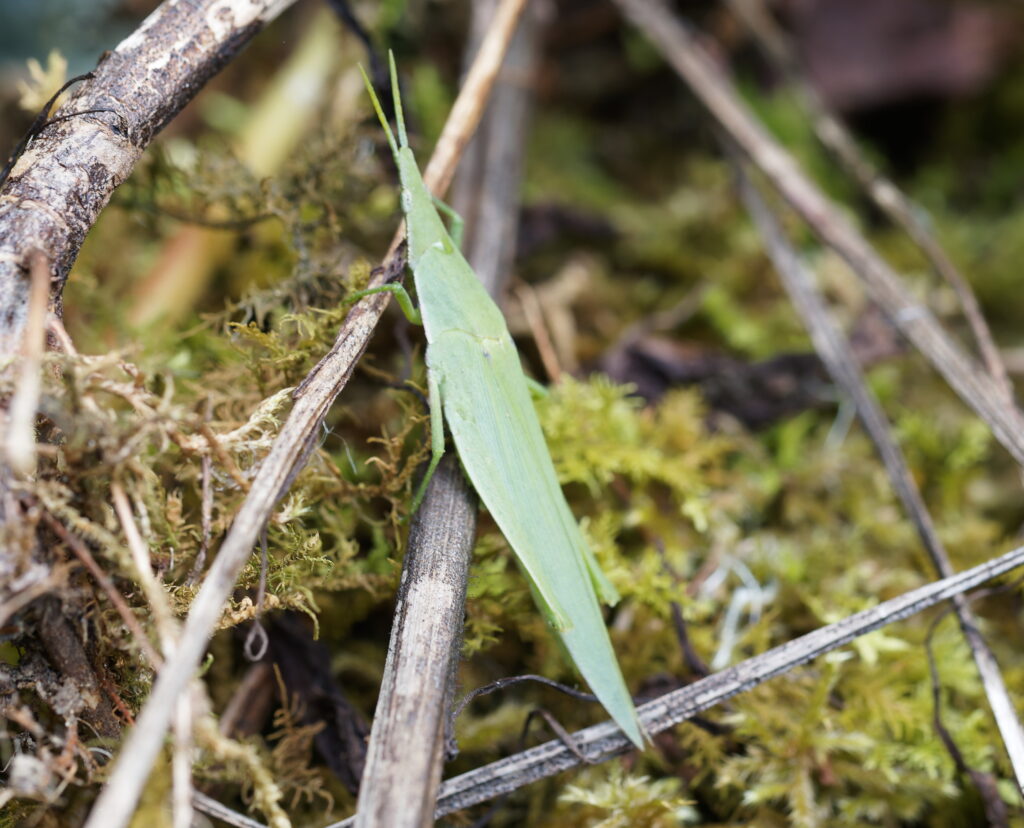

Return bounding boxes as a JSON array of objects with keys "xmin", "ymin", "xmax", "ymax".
[
  {"xmin": 727, "ymin": 0, "xmax": 1014, "ymax": 404},
  {"xmin": 110, "ymin": 480, "xmax": 177, "ymax": 654},
  {"xmin": 325, "ymin": 544, "xmax": 1024, "ymax": 825},
  {"xmin": 3, "ymin": 250, "xmax": 50, "ymax": 476},
  {"xmin": 515, "ymin": 283, "xmax": 563, "ymax": 383},
  {"xmin": 41, "ymin": 511, "xmax": 163, "ymax": 669},
  {"xmin": 173, "ymin": 689, "xmax": 194, "ymax": 828},
  {"xmin": 734, "ymin": 158, "xmax": 1024, "ymax": 798},
  {"xmin": 613, "ymin": 0, "xmax": 1024, "ymax": 466}
]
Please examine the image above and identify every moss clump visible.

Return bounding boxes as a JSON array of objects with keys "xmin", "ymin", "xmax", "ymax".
[{"xmin": 6, "ymin": 12, "xmax": 1024, "ymax": 827}]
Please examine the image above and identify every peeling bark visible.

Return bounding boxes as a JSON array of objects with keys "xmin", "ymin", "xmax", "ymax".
[{"xmin": 0, "ymin": 0, "xmax": 297, "ymax": 357}]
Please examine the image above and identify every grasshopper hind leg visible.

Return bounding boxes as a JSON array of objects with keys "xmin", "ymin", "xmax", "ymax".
[{"xmin": 409, "ymin": 365, "xmax": 447, "ymax": 515}]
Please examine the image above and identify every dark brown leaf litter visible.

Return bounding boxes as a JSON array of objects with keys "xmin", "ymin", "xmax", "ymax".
[{"xmin": 263, "ymin": 612, "xmax": 370, "ymax": 795}]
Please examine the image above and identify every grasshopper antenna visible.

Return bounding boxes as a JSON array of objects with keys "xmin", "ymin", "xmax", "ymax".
[
  {"xmin": 387, "ymin": 50, "xmax": 409, "ymax": 149},
  {"xmin": 358, "ymin": 63, "xmax": 398, "ymax": 159}
]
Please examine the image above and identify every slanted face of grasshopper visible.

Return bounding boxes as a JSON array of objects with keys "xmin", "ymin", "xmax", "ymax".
[{"xmin": 357, "ymin": 54, "xmax": 645, "ymax": 748}]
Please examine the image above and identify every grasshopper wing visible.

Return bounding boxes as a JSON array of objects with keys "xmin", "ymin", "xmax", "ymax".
[{"xmin": 429, "ymin": 329, "xmax": 645, "ymax": 747}]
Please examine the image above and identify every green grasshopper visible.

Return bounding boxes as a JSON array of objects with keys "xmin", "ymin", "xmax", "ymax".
[{"xmin": 356, "ymin": 55, "xmax": 644, "ymax": 748}]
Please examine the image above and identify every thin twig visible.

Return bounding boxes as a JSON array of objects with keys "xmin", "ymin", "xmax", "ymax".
[
  {"xmin": 219, "ymin": 662, "xmax": 274, "ymax": 737},
  {"xmin": 46, "ymin": 316, "xmax": 78, "ymax": 355},
  {"xmin": 451, "ymin": 674, "xmax": 598, "ymax": 725},
  {"xmin": 670, "ymin": 601, "xmax": 711, "ymax": 678},
  {"xmin": 41, "ymin": 511, "xmax": 163, "ymax": 669},
  {"xmin": 3, "ymin": 250, "xmax": 50, "ymax": 476},
  {"xmin": 198, "ymin": 422, "xmax": 252, "ymax": 492},
  {"xmin": 242, "ymin": 529, "xmax": 270, "ymax": 662},
  {"xmin": 84, "ymin": 2, "xmax": 532, "ymax": 824},
  {"xmin": 612, "ymin": 0, "xmax": 1024, "ymax": 467},
  {"xmin": 192, "ymin": 792, "xmax": 269, "ymax": 828},
  {"xmin": 187, "ymin": 448, "xmax": 214, "ymax": 584},
  {"xmin": 514, "ymin": 283, "xmax": 562, "ymax": 382},
  {"xmin": 110, "ymin": 480, "xmax": 177, "ymax": 655},
  {"xmin": 323, "ymin": 543, "xmax": 1024, "ymax": 826},
  {"xmin": 926, "ymin": 610, "xmax": 1010, "ymax": 827},
  {"xmin": 726, "ymin": 0, "xmax": 1013, "ymax": 404},
  {"xmin": 522, "ymin": 708, "xmax": 596, "ymax": 766},
  {"xmin": 420, "ymin": 0, "xmax": 531, "ymax": 199},
  {"xmin": 173, "ymin": 688, "xmax": 194, "ymax": 828},
  {"xmin": 733, "ymin": 157, "xmax": 1024, "ymax": 798}
]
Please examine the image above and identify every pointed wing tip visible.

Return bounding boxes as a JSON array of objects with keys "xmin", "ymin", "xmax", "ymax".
[{"xmin": 622, "ymin": 717, "xmax": 648, "ymax": 750}]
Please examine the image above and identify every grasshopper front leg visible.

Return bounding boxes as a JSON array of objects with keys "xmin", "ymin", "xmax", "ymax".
[
  {"xmin": 431, "ymin": 195, "xmax": 465, "ymax": 251},
  {"xmin": 345, "ymin": 282, "xmax": 422, "ymax": 326}
]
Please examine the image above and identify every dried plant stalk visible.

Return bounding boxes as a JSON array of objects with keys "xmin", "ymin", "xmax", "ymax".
[
  {"xmin": 734, "ymin": 157, "xmax": 1024, "ymax": 798},
  {"xmin": 726, "ymin": 0, "xmax": 1013, "ymax": 403},
  {"xmin": 322, "ymin": 544, "xmax": 1024, "ymax": 825},
  {"xmin": 612, "ymin": 0, "xmax": 1024, "ymax": 466}
]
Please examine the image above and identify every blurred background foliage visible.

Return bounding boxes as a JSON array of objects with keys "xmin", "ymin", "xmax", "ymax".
[{"xmin": 3, "ymin": 0, "xmax": 1024, "ymax": 826}]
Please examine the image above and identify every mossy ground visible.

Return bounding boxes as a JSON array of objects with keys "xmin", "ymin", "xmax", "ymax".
[{"xmin": 4, "ymin": 3, "xmax": 1024, "ymax": 826}]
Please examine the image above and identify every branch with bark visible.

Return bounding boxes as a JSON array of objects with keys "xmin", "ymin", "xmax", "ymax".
[{"xmin": 0, "ymin": 0, "xmax": 297, "ymax": 357}]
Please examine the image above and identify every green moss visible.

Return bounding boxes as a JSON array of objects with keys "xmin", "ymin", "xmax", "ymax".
[{"xmin": 11, "ymin": 21, "xmax": 1024, "ymax": 828}]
